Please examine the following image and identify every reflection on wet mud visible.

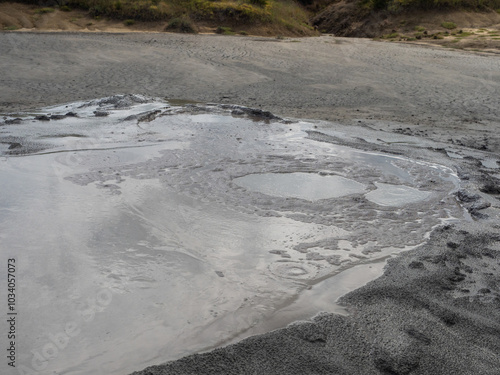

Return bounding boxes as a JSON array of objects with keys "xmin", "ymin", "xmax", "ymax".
[{"xmin": 0, "ymin": 96, "xmax": 464, "ymax": 375}]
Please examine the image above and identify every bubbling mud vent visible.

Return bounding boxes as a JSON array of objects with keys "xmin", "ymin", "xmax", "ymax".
[{"xmin": 0, "ymin": 95, "xmax": 465, "ymax": 375}]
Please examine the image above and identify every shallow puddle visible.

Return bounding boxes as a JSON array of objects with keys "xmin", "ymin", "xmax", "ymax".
[
  {"xmin": 234, "ymin": 172, "xmax": 367, "ymax": 201},
  {"xmin": 365, "ymin": 182, "xmax": 431, "ymax": 206},
  {"xmin": 0, "ymin": 96, "xmax": 464, "ymax": 375}
]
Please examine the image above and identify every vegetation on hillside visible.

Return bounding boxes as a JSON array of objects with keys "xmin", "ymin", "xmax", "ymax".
[
  {"xmin": 359, "ymin": 0, "xmax": 500, "ymax": 12},
  {"xmin": 1, "ymin": 0, "xmax": 499, "ymax": 37},
  {"xmin": 0, "ymin": 0, "xmax": 315, "ymax": 34}
]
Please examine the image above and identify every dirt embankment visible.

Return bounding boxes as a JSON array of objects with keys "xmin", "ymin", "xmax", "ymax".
[
  {"xmin": 312, "ymin": 1, "xmax": 500, "ymax": 51},
  {"xmin": 0, "ymin": 3, "xmax": 181, "ymax": 33},
  {"xmin": 2, "ymin": 0, "xmax": 500, "ymax": 48},
  {"xmin": 0, "ymin": 1, "xmax": 317, "ymax": 36}
]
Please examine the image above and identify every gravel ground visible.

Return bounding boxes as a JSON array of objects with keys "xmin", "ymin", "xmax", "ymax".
[{"xmin": 1, "ymin": 31, "xmax": 499, "ymax": 375}]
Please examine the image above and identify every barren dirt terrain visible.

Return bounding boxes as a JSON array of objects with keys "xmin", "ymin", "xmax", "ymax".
[{"xmin": 1, "ymin": 32, "xmax": 500, "ymax": 375}]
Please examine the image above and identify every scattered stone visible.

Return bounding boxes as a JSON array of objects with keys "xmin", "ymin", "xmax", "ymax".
[
  {"xmin": 456, "ymin": 190, "xmax": 480, "ymax": 203},
  {"xmin": 94, "ymin": 111, "xmax": 110, "ymax": 117},
  {"xmin": 480, "ymin": 181, "xmax": 500, "ymax": 195},
  {"xmin": 408, "ymin": 261, "xmax": 425, "ymax": 269},
  {"xmin": 231, "ymin": 109, "xmax": 245, "ymax": 116},
  {"xmin": 138, "ymin": 110, "xmax": 161, "ymax": 123},
  {"xmin": 455, "ymin": 190, "xmax": 491, "ymax": 217},
  {"xmin": 215, "ymin": 271, "xmax": 224, "ymax": 278},
  {"xmin": 4, "ymin": 118, "xmax": 22, "ymax": 125},
  {"xmin": 470, "ymin": 201, "xmax": 491, "ymax": 212},
  {"xmin": 8, "ymin": 142, "xmax": 22, "ymax": 149},
  {"xmin": 50, "ymin": 114, "xmax": 66, "ymax": 120}
]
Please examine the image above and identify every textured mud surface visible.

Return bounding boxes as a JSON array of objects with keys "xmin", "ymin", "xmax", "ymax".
[
  {"xmin": 135, "ymin": 226, "xmax": 500, "ymax": 375},
  {"xmin": 1, "ymin": 33, "xmax": 499, "ymax": 375},
  {"xmin": 0, "ymin": 96, "xmax": 471, "ymax": 374}
]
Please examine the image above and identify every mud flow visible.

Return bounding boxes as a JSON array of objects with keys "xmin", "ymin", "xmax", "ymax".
[{"xmin": 0, "ymin": 95, "xmax": 464, "ymax": 375}]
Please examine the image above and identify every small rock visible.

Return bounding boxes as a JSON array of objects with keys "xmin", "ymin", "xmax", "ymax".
[
  {"xmin": 4, "ymin": 118, "xmax": 22, "ymax": 125},
  {"xmin": 456, "ymin": 190, "xmax": 480, "ymax": 203},
  {"xmin": 480, "ymin": 180, "xmax": 500, "ymax": 195},
  {"xmin": 8, "ymin": 143, "xmax": 22, "ymax": 150},
  {"xmin": 231, "ymin": 109, "xmax": 245, "ymax": 116},
  {"xmin": 94, "ymin": 111, "xmax": 110, "ymax": 117},
  {"xmin": 470, "ymin": 201, "xmax": 491, "ymax": 211},
  {"xmin": 50, "ymin": 114, "xmax": 66, "ymax": 120},
  {"xmin": 408, "ymin": 261, "xmax": 425, "ymax": 269}
]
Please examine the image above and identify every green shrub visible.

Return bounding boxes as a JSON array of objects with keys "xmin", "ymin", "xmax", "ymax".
[
  {"xmin": 414, "ymin": 25, "xmax": 425, "ymax": 32},
  {"xmin": 35, "ymin": 7, "xmax": 55, "ymax": 14},
  {"xmin": 3, "ymin": 25, "xmax": 19, "ymax": 30},
  {"xmin": 249, "ymin": 0, "xmax": 267, "ymax": 6},
  {"xmin": 166, "ymin": 17, "xmax": 197, "ymax": 33},
  {"xmin": 455, "ymin": 31, "xmax": 474, "ymax": 37},
  {"xmin": 215, "ymin": 26, "xmax": 234, "ymax": 34},
  {"xmin": 383, "ymin": 32, "xmax": 399, "ymax": 38},
  {"xmin": 60, "ymin": 5, "xmax": 72, "ymax": 11},
  {"xmin": 82, "ymin": 0, "xmax": 169, "ymax": 21},
  {"xmin": 47, "ymin": 0, "xmax": 313, "ymax": 35},
  {"xmin": 373, "ymin": 0, "xmax": 389, "ymax": 9},
  {"xmin": 191, "ymin": 1, "xmax": 271, "ymax": 23},
  {"xmin": 441, "ymin": 22, "xmax": 457, "ymax": 29},
  {"xmin": 124, "ymin": 19, "xmax": 135, "ymax": 25}
]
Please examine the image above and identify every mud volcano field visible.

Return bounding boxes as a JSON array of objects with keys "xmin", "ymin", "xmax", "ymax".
[{"xmin": 1, "ymin": 33, "xmax": 500, "ymax": 375}]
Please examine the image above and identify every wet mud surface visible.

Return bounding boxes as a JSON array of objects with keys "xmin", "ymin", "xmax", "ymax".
[
  {"xmin": 1, "ymin": 33, "xmax": 499, "ymax": 375},
  {"xmin": 0, "ymin": 96, "xmax": 465, "ymax": 374},
  {"xmin": 1, "ymin": 94, "xmax": 499, "ymax": 375}
]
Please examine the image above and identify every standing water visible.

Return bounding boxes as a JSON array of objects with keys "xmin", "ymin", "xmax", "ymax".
[{"xmin": 0, "ymin": 96, "xmax": 463, "ymax": 375}]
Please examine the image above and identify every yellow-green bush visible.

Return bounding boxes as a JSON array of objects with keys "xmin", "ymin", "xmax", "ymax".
[{"xmin": 8, "ymin": 0, "xmax": 314, "ymax": 34}]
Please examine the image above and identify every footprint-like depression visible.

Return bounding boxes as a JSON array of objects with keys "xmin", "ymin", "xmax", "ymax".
[{"xmin": 0, "ymin": 95, "xmax": 463, "ymax": 375}]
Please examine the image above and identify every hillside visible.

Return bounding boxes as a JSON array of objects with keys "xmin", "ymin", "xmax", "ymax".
[
  {"xmin": 1, "ymin": 0, "xmax": 500, "ymax": 50},
  {"xmin": 312, "ymin": 0, "xmax": 500, "ymax": 50},
  {"xmin": 0, "ymin": 0, "xmax": 317, "ymax": 36}
]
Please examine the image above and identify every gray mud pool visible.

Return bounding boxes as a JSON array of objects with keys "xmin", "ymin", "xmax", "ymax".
[{"xmin": 0, "ymin": 95, "xmax": 464, "ymax": 375}]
